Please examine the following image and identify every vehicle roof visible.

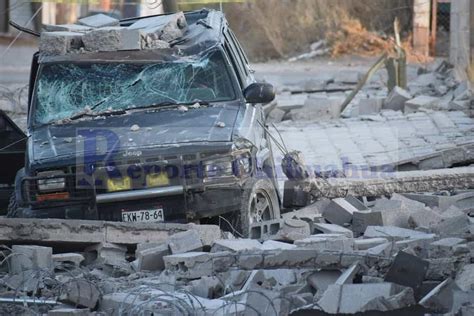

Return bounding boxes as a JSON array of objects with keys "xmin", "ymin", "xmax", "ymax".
[{"xmin": 40, "ymin": 9, "xmax": 228, "ymax": 64}]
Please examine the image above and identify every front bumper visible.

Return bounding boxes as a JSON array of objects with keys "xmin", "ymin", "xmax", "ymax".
[{"xmin": 20, "ymin": 175, "xmax": 243, "ymax": 222}]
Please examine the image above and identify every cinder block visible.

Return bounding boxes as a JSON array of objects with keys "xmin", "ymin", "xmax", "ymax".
[
  {"xmin": 39, "ymin": 31, "xmax": 83, "ymax": 55},
  {"xmin": 10, "ymin": 245, "xmax": 53, "ymax": 274},
  {"xmin": 83, "ymin": 27, "xmax": 141, "ymax": 52}
]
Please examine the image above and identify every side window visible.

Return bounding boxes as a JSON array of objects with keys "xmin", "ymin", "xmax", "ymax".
[
  {"xmin": 223, "ymin": 42, "xmax": 244, "ymax": 89},
  {"xmin": 224, "ymin": 31, "xmax": 247, "ymax": 81}
]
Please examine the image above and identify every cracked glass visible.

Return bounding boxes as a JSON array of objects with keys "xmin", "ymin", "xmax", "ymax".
[{"xmin": 33, "ymin": 50, "xmax": 236, "ymax": 125}]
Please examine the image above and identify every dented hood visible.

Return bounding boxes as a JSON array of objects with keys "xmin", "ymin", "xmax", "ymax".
[{"xmin": 31, "ymin": 105, "xmax": 240, "ymax": 162}]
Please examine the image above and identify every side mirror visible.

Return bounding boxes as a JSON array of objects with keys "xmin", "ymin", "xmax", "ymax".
[{"xmin": 243, "ymin": 83, "xmax": 275, "ymax": 104}]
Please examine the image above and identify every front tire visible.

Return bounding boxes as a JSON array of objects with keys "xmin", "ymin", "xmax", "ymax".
[{"xmin": 238, "ymin": 176, "xmax": 280, "ymax": 237}]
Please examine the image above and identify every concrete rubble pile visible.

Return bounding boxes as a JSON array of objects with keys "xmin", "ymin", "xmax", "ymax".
[
  {"xmin": 0, "ymin": 191, "xmax": 472, "ymax": 315},
  {"xmin": 265, "ymin": 60, "xmax": 473, "ymax": 123},
  {"xmin": 39, "ymin": 12, "xmax": 188, "ymax": 56}
]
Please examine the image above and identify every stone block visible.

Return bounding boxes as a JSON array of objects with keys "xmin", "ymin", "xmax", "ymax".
[
  {"xmin": 78, "ymin": 13, "xmax": 119, "ymax": 28},
  {"xmin": 164, "ymin": 252, "xmax": 213, "ymax": 279},
  {"xmin": 83, "ymin": 27, "xmax": 141, "ymax": 52},
  {"xmin": 168, "ymin": 229, "xmax": 203, "ymax": 254},
  {"xmin": 364, "ymin": 226, "xmax": 435, "ymax": 241},
  {"xmin": 10, "ymin": 245, "xmax": 53, "ymax": 274},
  {"xmin": 39, "ymin": 32, "xmax": 83, "ymax": 55},
  {"xmin": 383, "ymin": 87, "xmax": 412, "ymax": 111},
  {"xmin": 211, "ymin": 239, "xmax": 262, "ymax": 252},
  {"xmin": 322, "ymin": 198, "xmax": 359, "ymax": 226},
  {"xmin": 313, "ymin": 223, "xmax": 354, "ymax": 238},
  {"xmin": 52, "ymin": 253, "xmax": 85, "ymax": 268},
  {"xmin": 136, "ymin": 243, "xmax": 169, "ymax": 271},
  {"xmin": 65, "ymin": 279, "xmax": 100, "ymax": 309}
]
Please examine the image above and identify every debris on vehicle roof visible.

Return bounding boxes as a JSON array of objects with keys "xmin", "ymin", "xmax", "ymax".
[{"xmin": 39, "ymin": 11, "xmax": 188, "ymax": 56}]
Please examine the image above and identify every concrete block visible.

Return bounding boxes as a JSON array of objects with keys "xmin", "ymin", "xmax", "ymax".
[
  {"xmin": 44, "ymin": 24, "xmax": 92, "ymax": 32},
  {"xmin": 164, "ymin": 252, "xmax": 213, "ymax": 279},
  {"xmin": 274, "ymin": 218, "xmax": 311, "ymax": 241},
  {"xmin": 322, "ymin": 198, "xmax": 359, "ymax": 226},
  {"xmin": 294, "ymin": 234, "xmax": 354, "ymax": 252},
  {"xmin": 384, "ymin": 251, "xmax": 429, "ymax": 294},
  {"xmin": 352, "ymin": 210, "xmax": 384, "ymax": 235},
  {"xmin": 372, "ymin": 198, "xmax": 410, "ymax": 228},
  {"xmin": 318, "ymin": 283, "xmax": 400, "ymax": 314},
  {"xmin": 52, "ymin": 253, "xmax": 84, "ymax": 268},
  {"xmin": 431, "ymin": 213, "xmax": 471, "ymax": 237},
  {"xmin": 307, "ymin": 270, "xmax": 341, "ymax": 293},
  {"xmin": 168, "ymin": 229, "xmax": 203, "ymax": 254},
  {"xmin": 211, "ymin": 239, "xmax": 262, "ymax": 252},
  {"xmin": 357, "ymin": 98, "xmax": 384, "ymax": 115},
  {"xmin": 429, "ymin": 238, "xmax": 466, "ymax": 258},
  {"xmin": 455, "ymin": 264, "xmax": 474, "ymax": 292},
  {"xmin": 263, "ymin": 249, "xmax": 317, "ymax": 269},
  {"xmin": 83, "ymin": 27, "xmax": 141, "ymax": 52},
  {"xmin": 78, "ymin": 13, "xmax": 119, "ymax": 28},
  {"xmin": 48, "ymin": 309, "xmax": 90, "ymax": 316},
  {"xmin": 313, "ymin": 223, "xmax": 354, "ymax": 238},
  {"xmin": 364, "ymin": 226, "xmax": 436, "ymax": 241},
  {"xmin": 39, "ymin": 32, "xmax": 83, "ymax": 55},
  {"xmin": 366, "ymin": 242, "xmax": 393, "ymax": 256},
  {"xmin": 131, "ymin": 12, "xmax": 188, "ymax": 46},
  {"xmin": 405, "ymin": 96, "xmax": 441, "ymax": 113},
  {"xmin": 65, "ymin": 279, "xmax": 100, "ymax": 309},
  {"xmin": 360, "ymin": 287, "xmax": 415, "ymax": 312},
  {"xmin": 249, "ymin": 219, "xmax": 282, "ymax": 240},
  {"xmin": 10, "ymin": 245, "xmax": 53, "ymax": 274},
  {"xmin": 136, "ymin": 243, "xmax": 169, "ymax": 271},
  {"xmin": 354, "ymin": 238, "xmax": 388, "ymax": 250},
  {"xmin": 383, "ymin": 86, "xmax": 412, "ymax": 111}
]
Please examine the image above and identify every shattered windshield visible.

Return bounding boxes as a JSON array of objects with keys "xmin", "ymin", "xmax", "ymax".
[{"xmin": 33, "ymin": 50, "xmax": 236, "ymax": 125}]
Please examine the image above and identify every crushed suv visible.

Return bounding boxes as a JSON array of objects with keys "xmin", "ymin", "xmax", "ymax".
[{"xmin": 8, "ymin": 9, "xmax": 281, "ymax": 236}]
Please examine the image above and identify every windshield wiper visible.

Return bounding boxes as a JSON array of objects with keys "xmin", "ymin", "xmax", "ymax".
[
  {"xmin": 69, "ymin": 109, "xmax": 127, "ymax": 121},
  {"xmin": 128, "ymin": 100, "xmax": 210, "ymax": 111}
]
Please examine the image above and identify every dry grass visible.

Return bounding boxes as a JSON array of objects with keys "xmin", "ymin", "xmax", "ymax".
[{"xmin": 217, "ymin": 0, "xmax": 415, "ymax": 61}]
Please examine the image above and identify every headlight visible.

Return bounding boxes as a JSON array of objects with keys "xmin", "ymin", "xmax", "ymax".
[
  {"xmin": 37, "ymin": 171, "xmax": 66, "ymax": 192},
  {"xmin": 203, "ymin": 160, "xmax": 234, "ymax": 178}
]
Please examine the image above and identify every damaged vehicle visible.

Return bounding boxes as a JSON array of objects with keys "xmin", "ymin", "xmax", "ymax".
[{"xmin": 7, "ymin": 9, "xmax": 281, "ymax": 236}]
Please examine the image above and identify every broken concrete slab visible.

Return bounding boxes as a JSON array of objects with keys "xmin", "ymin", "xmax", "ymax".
[
  {"xmin": 43, "ymin": 24, "xmax": 92, "ymax": 33},
  {"xmin": 164, "ymin": 252, "xmax": 213, "ymax": 279},
  {"xmin": 364, "ymin": 226, "xmax": 436, "ymax": 241},
  {"xmin": 274, "ymin": 218, "xmax": 311, "ymax": 242},
  {"xmin": 294, "ymin": 234, "xmax": 354, "ymax": 252},
  {"xmin": 419, "ymin": 278, "xmax": 457, "ymax": 313},
  {"xmin": 130, "ymin": 12, "xmax": 188, "ymax": 45},
  {"xmin": 354, "ymin": 238, "xmax": 389, "ymax": 250},
  {"xmin": 360, "ymin": 287, "xmax": 416, "ymax": 312},
  {"xmin": 39, "ymin": 32, "xmax": 83, "ymax": 55},
  {"xmin": 404, "ymin": 95, "xmax": 441, "ymax": 113},
  {"xmin": 352, "ymin": 210, "xmax": 384, "ymax": 235},
  {"xmin": 10, "ymin": 245, "xmax": 53, "ymax": 274},
  {"xmin": 83, "ymin": 27, "xmax": 141, "ymax": 52},
  {"xmin": 313, "ymin": 222, "xmax": 354, "ymax": 238},
  {"xmin": 211, "ymin": 239, "xmax": 262, "ymax": 252},
  {"xmin": 78, "ymin": 13, "xmax": 119, "ymax": 28},
  {"xmin": 307, "ymin": 270, "xmax": 341, "ymax": 293},
  {"xmin": 429, "ymin": 238, "xmax": 466, "ymax": 258},
  {"xmin": 383, "ymin": 86, "xmax": 412, "ymax": 111},
  {"xmin": 261, "ymin": 240, "xmax": 297, "ymax": 250},
  {"xmin": 84, "ymin": 242, "xmax": 127, "ymax": 266},
  {"xmin": 48, "ymin": 309, "xmax": 91, "ymax": 316},
  {"xmin": 168, "ymin": 229, "xmax": 203, "ymax": 254},
  {"xmin": 335, "ymin": 262, "xmax": 361, "ymax": 285}
]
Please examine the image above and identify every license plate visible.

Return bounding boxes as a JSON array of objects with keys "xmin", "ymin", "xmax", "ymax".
[{"xmin": 121, "ymin": 208, "xmax": 164, "ymax": 222}]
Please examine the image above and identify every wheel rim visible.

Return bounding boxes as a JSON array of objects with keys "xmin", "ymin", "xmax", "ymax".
[{"xmin": 249, "ymin": 189, "xmax": 273, "ymax": 225}]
